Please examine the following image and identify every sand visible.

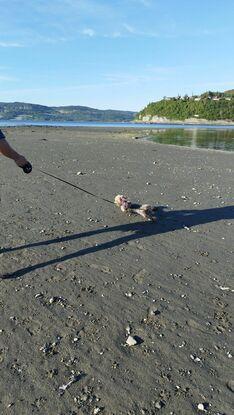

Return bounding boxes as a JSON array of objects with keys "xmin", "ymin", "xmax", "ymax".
[{"xmin": 0, "ymin": 126, "xmax": 233, "ymax": 415}]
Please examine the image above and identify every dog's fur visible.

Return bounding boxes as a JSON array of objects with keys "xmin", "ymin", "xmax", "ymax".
[{"xmin": 114, "ymin": 194, "xmax": 157, "ymax": 221}]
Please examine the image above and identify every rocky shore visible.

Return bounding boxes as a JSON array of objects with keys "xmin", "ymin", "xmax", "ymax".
[{"xmin": 137, "ymin": 115, "xmax": 234, "ymax": 125}]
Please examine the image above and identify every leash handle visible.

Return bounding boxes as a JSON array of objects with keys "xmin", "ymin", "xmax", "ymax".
[{"xmin": 21, "ymin": 162, "xmax": 32, "ymax": 174}]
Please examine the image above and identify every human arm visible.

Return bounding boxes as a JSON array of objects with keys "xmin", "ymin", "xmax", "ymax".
[{"xmin": 0, "ymin": 137, "xmax": 31, "ymax": 168}]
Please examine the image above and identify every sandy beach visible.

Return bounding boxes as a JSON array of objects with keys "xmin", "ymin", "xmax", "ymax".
[{"xmin": 0, "ymin": 126, "xmax": 233, "ymax": 415}]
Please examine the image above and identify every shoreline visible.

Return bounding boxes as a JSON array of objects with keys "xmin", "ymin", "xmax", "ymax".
[
  {"xmin": 135, "ymin": 117, "xmax": 234, "ymax": 126},
  {"xmin": 2, "ymin": 125, "xmax": 234, "ymax": 153},
  {"xmin": 0, "ymin": 120, "xmax": 234, "ymax": 128}
]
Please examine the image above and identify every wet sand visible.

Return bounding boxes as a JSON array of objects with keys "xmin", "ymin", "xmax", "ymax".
[{"xmin": 0, "ymin": 126, "xmax": 233, "ymax": 415}]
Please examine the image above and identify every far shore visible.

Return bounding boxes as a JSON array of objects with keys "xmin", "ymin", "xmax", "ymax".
[
  {"xmin": 0, "ymin": 119, "xmax": 234, "ymax": 128},
  {"xmin": 135, "ymin": 116, "xmax": 234, "ymax": 126}
]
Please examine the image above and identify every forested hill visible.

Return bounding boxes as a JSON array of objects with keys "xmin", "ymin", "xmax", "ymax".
[
  {"xmin": 137, "ymin": 90, "xmax": 234, "ymax": 122},
  {"xmin": 0, "ymin": 102, "xmax": 136, "ymax": 122}
]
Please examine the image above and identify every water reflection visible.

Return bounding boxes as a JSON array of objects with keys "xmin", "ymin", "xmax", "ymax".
[{"xmin": 147, "ymin": 128, "xmax": 234, "ymax": 151}]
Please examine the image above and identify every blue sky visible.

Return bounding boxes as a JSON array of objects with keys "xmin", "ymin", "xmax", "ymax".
[{"xmin": 0, "ymin": 0, "xmax": 234, "ymax": 110}]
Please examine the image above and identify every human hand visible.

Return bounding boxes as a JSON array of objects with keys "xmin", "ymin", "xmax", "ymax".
[{"xmin": 15, "ymin": 155, "xmax": 32, "ymax": 173}]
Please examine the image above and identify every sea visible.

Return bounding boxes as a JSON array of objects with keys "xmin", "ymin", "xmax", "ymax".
[{"xmin": 0, "ymin": 120, "xmax": 234, "ymax": 152}]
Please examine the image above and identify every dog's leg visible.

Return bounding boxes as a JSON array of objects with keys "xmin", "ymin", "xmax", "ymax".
[{"xmin": 132, "ymin": 208, "xmax": 149, "ymax": 220}]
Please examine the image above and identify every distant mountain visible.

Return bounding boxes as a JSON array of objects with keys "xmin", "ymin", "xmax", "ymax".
[
  {"xmin": 0, "ymin": 102, "xmax": 136, "ymax": 122},
  {"xmin": 137, "ymin": 90, "xmax": 234, "ymax": 123}
]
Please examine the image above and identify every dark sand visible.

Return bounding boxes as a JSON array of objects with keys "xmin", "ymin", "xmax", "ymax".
[{"xmin": 0, "ymin": 127, "xmax": 233, "ymax": 415}]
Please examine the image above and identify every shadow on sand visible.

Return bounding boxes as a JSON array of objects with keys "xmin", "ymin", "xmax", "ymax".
[{"xmin": 1, "ymin": 205, "xmax": 233, "ymax": 279}]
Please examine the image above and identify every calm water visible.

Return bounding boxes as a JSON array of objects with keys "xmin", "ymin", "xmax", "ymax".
[
  {"xmin": 146, "ymin": 128, "xmax": 234, "ymax": 152},
  {"xmin": 0, "ymin": 120, "xmax": 234, "ymax": 151}
]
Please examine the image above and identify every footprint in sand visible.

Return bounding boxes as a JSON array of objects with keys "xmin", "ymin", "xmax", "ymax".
[{"xmin": 133, "ymin": 268, "xmax": 148, "ymax": 284}]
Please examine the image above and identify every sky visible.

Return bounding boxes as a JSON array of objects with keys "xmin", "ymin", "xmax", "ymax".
[{"xmin": 0, "ymin": 0, "xmax": 234, "ymax": 111}]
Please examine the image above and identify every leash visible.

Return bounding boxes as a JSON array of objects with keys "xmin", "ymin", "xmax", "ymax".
[
  {"xmin": 35, "ymin": 167, "xmax": 114, "ymax": 205},
  {"xmin": 21, "ymin": 163, "xmax": 114, "ymax": 204},
  {"xmin": 21, "ymin": 162, "xmax": 114, "ymax": 204}
]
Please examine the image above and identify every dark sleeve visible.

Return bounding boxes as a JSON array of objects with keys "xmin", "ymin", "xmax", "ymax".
[{"xmin": 0, "ymin": 129, "xmax": 6, "ymax": 139}]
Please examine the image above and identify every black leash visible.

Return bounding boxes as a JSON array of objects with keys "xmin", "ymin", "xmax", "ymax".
[
  {"xmin": 36, "ymin": 168, "xmax": 114, "ymax": 205},
  {"xmin": 21, "ymin": 162, "xmax": 114, "ymax": 204}
]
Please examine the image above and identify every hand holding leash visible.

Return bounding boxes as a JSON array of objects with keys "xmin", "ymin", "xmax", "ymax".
[
  {"xmin": 14, "ymin": 155, "xmax": 32, "ymax": 173},
  {"xmin": 21, "ymin": 162, "xmax": 32, "ymax": 174}
]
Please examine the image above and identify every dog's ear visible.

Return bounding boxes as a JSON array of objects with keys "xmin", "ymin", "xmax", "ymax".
[{"xmin": 114, "ymin": 195, "xmax": 123, "ymax": 206}]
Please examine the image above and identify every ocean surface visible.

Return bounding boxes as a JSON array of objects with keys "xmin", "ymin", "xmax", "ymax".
[{"xmin": 0, "ymin": 120, "xmax": 234, "ymax": 151}]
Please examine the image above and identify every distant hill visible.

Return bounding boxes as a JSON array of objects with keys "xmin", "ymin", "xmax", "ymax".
[
  {"xmin": 224, "ymin": 89, "xmax": 234, "ymax": 95},
  {"xmin": 0, "ymin": 102, "xmax": 136, "ymax": 122},
  {"xmin": 137, "ymin": 91, "xmax": 234, "ymax": 123}
]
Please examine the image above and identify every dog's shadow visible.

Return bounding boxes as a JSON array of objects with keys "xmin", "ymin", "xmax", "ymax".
[{"xmin": 1, "ymin": 205, "xmax": 233, "ymax": 279}]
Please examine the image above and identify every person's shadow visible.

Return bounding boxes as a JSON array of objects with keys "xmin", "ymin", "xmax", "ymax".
[{"xmin": 1, "ymin": 205, "xmax": 233, "ymax": 279}]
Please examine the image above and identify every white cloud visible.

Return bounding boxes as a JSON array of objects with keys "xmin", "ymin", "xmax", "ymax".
[
  {"xmin": 82, "ymin": 28, "xmax": 96, "ymax": 37},
  {"xmin": 0, "ymin": 41, "xmax": 23, "ymax": 47}
]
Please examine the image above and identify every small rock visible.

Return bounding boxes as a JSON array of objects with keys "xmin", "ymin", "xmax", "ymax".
[
  {"xmin": 126, "ymin": 336, "xmax": 138, "ymax": 346},
  {"xmin": 126, "ymin": 325, "xmax": 131, "ymax": 335},
  {"xmin": 126, "ymin": 335, "xmax": 143, "ymax": 346},
  {"xmin": 93, "ymin": 408, "xmax": 102, "ymax": 414},
  {"xmin": 35, "ymin": 293, "xmax": 43, "ymax": 298},
  {"xmin": 190, "ymin": 354, "xmax": 201, "ymax": 362},
  {"xmin": 155, "ymin": 401, "xmax": 164, "ymax": 410},
  {"xmin": 197, "ymin": 402, "xmax": 209, "ymax": 411},
  {"xmin": 147, "ymin": 307, "xmax": 161, "ymax": 318},
  {"xmin": 125, "ymin": 292, "xmax": 133, "ymax": 298}
]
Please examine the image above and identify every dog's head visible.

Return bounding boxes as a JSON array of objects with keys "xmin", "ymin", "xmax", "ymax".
[{"xmin": 114, "ymin": 194, "xmax": 131, "ymax": 211}]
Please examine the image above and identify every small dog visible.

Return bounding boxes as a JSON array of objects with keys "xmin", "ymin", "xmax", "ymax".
[{"xmin": 114, "ymin": 194, "xmax": 158, "ymax": 221}]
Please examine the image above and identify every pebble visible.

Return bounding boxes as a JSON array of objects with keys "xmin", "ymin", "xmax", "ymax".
[
  {"xmin": 155, "ymin": 401, "xmax": 164, "ymax": 409},
  {"xmin": 125, "ymin": 292, "xmax": 133, "ymax": 298},
  {"xmin": 93, "ymin": 408, "xmax": 102, "ymax": 414},
  {"xmin": 126, "ymin": 336, "xmax": 138, "ymax": 346},
  {"xmin": 197, "ymin": 402, "xmax": 209, "ymax": 411},
  {"xmin": 35, "ymin": 293, "xmax": 43, "ymax": 298},
  {"xmin": 147, "ymin": 307, "xmax": 161, "ymax": 318},
  {"xmin": 190, "ymin": 354, "xmax": 201, "ymax": 362},
  {"xmin": 126, "ymin": 325, "xmax": 131, "ymax": 335},
  {"xmin": 215, "ymin": 285, "xmax": 234, "ymax": 292}
]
